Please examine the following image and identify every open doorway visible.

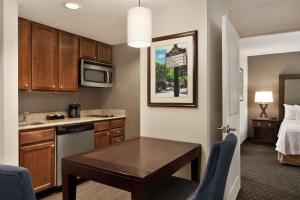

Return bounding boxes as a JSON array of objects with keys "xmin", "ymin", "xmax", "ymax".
[{"xmin": 237, "ymin": 32, "xmax": 300, "ymax": 199}]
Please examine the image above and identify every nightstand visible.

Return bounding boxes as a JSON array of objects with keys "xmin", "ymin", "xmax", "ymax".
[{"xmin": 252, "ymin": 119, "xmax": 279, "ymax": 145}]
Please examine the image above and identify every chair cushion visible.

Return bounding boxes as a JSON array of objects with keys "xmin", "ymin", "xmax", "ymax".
[
  {"xmin": 0, "ymin": 165, "xmax": 36, "ymax": 200},
  {"xmin": 146, "ymin": 176, "xmax": 198, "ymax": 200}
]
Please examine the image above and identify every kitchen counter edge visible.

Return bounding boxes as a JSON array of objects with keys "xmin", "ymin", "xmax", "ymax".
[{"xmin": 19, "ymin": 116, "xmax": 126, "ymax": 131}]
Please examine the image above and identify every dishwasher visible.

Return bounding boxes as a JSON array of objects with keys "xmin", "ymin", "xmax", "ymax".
[{"xmin": 56, "ymin": 122, "xmax": 94, "ymax": 186}]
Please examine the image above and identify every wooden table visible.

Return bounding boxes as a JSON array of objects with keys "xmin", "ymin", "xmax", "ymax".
[{"xmin": 62, "ymin": 137, "xmax": 201, "ymax": 200}]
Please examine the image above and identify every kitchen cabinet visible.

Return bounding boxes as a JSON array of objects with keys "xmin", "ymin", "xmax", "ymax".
[
  {"xmin": 94, "ymin": 118, "xmax": 125, "ymax": 149},
  {"xmin": 79, "ymin": 37, "xmax": 98, "ymax": 60},
  {"xmin": 111, "ymin": 136, "xmax": 125, "ymax": 144},
  {"xmin": 18, "ymin": 17, "xmax": 113, "ymax": 92},
  {"xmin": 18, "ymin": 18, "xmax": 31, "ymax": 90},
  {"xmin": 19, "ymin": 128, "xmax": 55, "ymax": 193},
  {"xmin": 58, "ymin": 31, "xmax": 79, "ymax": 92},
  {"xmin": 98, "ymin": 42, "xmax": 112, "ymax": 64},
  {"xmin": 94, "ymin": 131, "xmax": 111, "ymax": 149},
  {"xmin": 31, "ymin": 23, "xmax": 58, "ymax": 91}
]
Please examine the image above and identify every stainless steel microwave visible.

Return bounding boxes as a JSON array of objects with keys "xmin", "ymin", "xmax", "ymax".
[{"xmin": 80, "ymin": 59, "xmax": 113, "ymax": 88}]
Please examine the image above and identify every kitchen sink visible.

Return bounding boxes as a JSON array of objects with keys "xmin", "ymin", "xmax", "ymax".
[{"xmin": 19, "ymin": 122, "xmax": 44, "ymax": 127}]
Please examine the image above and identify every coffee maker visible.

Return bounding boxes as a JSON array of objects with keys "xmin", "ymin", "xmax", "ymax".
[{"xmin": 69, "ymin": 103, "xmax": 80, "ymax": 118}]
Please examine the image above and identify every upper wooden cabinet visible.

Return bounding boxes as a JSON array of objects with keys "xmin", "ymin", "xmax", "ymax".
[
  {"xmin": 18, "ymin": 18, "xmax": 31, "ymax": 90},
  {"xmin": 31, "ymin": 23, "xmax": 58, "ymax": 91},
  {"xmin": 58, "ymin": 31, "xmax": 79, "ymax": 92},
  {"xmin": 98, "ymin": 42, "xmax": 112, "ymax": 64},
  {"xmin": 18, "ymin": 18, "xmax": 113, "ymax": 92},
  {"xmin": 79, "ymin": 37, "xmax": 98, "ymax": 60}
]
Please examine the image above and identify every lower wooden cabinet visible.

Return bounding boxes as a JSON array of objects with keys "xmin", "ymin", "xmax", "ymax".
[
  {"xmin": 18, "ymin": 119, "xmax": 125, "ymax": 192},
  {"xmin": 111, "ymin": 136, "xmax": 125, "ymax": 144},
  {"xmin": 19, "ymin": 128, "xmax": 55, "ymax": 193},
  {"xmin": 94, "ymin": 131, "xmax": 111, "ymax": 149},
  {"xmin": 94, "ymin": 118, "xmax": 125, "ymax": 149}
]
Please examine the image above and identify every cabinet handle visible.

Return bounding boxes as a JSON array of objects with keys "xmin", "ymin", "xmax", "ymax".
[
  {"xmin": 60, "ymin": 86, "xmax": 63, "ymax": 89},
  {"xmin": 53, "ymin": 85, "xmax": 56, "ymax": 89},
  {"xmin": 24, "ymin": 83, "xmax": 28, "ymax": 88},
  {"xmin": 269, "ymin": 123, "xmax": 271, "ymax": 127},
  {"xmin": 51, "ymin": 144, "xmax": 55, "ymax": 147}
]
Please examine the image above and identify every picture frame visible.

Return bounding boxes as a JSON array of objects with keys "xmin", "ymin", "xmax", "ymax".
[
  {"xmin": 240, "ymin": 68, "xmax": 244, "ymax": 101},
  {"xmin": 147, "ymin": 30, "xmax": 198, "ymax": 107}
]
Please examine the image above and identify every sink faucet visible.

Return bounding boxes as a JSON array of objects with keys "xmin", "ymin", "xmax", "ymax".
[{"xmin": 19, "ymin": 112, "xmax": 29, "ymax": 122}]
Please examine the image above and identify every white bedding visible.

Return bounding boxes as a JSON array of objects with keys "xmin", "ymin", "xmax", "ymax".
[{"xmin": 276, "ymin": 120, "xmax": 300, "ymax": 155}]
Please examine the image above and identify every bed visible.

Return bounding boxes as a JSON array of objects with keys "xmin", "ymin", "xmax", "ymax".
[{"xmin": 277, "ymin": 74, "xmax": 300, "ymax": 166}]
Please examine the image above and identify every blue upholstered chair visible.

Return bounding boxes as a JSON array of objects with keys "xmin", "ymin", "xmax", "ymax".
[
  {"xmin": 148, "ymin": 133, "xmax": 237, "ymax": 200},
  {"xmin": 0, "ymin": 165, "xmax": 36, "ymax": 200}
]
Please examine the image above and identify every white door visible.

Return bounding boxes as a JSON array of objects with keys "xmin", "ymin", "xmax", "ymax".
[{"xmin": 221, "ymin": 15, "xmax": 241, "ymax": 200}]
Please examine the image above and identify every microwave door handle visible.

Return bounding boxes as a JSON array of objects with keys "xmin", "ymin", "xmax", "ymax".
[{"xmin": 106, "ymin": 70, "xmax": 110, "ymax": 84}]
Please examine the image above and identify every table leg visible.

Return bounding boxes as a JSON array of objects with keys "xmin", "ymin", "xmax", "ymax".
[
  {"xmin": 191, "ymin": 156, "xmax": 201, "ymax": 183},
  {"xmin": 62, "ymin": 173, "xmax": 77, "ymax": 200}
]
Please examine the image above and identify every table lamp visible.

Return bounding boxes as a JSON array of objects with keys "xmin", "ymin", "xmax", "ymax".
[{"xmin": 255, "ymin": 91, "xmax": 273, "ymax": 119}]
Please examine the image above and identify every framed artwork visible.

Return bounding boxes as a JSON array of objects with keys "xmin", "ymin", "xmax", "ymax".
[
  {"xmin": 239, "ymin": 68, "xmax": 244, "ymax": 101},
  {"xmin": 148, "ymin": 30, "xmax": 198, "ymax": 107}
]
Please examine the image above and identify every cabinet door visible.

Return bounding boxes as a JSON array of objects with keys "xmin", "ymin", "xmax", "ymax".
[
  {"xmin": 79, "ymin": 37, "xmax": 98, "ymax": 60},
  {"xmin": 19, "ymin": 141, "xmax": 55, "ymax": 193},
  {"xmin": 18, "ymin": 18, "xmax": 31, "ymax": 90},
  {"xmin": 58, "ymin": 31, "xmax": 79, "ymax": 92},
  {"xmin": 32, "ymin": 23, "xmax": 58, "ymax": 91},
  {"xmin": 111, "ymin": 136, "xmax": 125, "ymax": 145},
  {"xmin": 94, "ymin": 131, "xmax": 111, "ymax": 149},
  {"xmin": 98, "ymin": 42, "xmax": 112, "ymax": 64}
]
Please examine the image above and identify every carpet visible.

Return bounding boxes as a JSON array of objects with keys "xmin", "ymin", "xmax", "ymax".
[{"xmin": 237, "ymin": 141, "xmax": 300, "ymax": 200}]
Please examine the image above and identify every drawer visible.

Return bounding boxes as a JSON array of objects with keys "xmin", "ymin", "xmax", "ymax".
[
  {"xmin": 94, "ymin": 121, "xmax": 110, "ymax": 132},
  {"xmin": 253, "ymin": 121, "xmax": 276, "ymax": 128},
  {"xmin": 111, "ymin": 119, "xmax": 124, "ymax": 129},
  {"xmin": 20, "ymin": 128, "xmax": 55, "ymax": 146},
  {"xmin": 111, "ymin": 136, "xmax": 124, "ymax": 144},
  {"xmin": 111, "ymin": 128, "xmax": 124, "ymax": 137}
]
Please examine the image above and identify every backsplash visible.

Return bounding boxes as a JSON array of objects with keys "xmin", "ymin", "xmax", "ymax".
[{"xmin": 18, "ymin": 87, "xmax": 107, "ymax": 113}]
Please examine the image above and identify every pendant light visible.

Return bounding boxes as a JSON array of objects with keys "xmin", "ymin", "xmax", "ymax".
[{"xmin": 127, "ymin": 0, "xmax": 152, "ymax": 48}]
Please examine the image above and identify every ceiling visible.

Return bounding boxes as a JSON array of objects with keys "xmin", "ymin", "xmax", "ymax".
[
  {"xmin": 223, "ymin": 0, "xmax": 278, "ymax": 11},
  {"xmin": 18, "ymin": 0, "xmax": 300, "ymax": 44},
  {"xmin": 18, "ymin": 0, "xmax": 169, "ymax": 45},
  {"xmin": 225, "ymin": 0, "xmax": 300, "ymax": 37}
]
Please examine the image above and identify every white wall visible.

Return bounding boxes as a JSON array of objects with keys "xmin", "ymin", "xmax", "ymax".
[
  {"xmin": 140, "ymin": 0, "xmax": 208, "ymax": 178},
  {"xmin": 140, "ymin": 0, "xmax": 226, "ymax": 177},
  {"xmin": 240, "ymin": 31, "xmax": 300, "ymax": 57},
  {"xmin": 0, "ymin": 0, "xmax": 19, "ymax": 165}
]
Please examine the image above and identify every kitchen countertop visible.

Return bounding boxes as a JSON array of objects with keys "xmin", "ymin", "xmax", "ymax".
[{"xmin": 19, "ymin": 116, "xmax": 126, "ymax": 131}]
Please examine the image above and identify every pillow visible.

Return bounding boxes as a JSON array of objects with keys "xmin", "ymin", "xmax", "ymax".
[
  {"xmin": 284, "ymin": 104, "xmax": 296, "ymax": 120},
  {"xmin": 294, "ymin": 105, "xmax": 300, "ymax": 120}
]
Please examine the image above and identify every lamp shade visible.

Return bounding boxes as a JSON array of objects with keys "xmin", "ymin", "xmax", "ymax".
[
  {"xmin": 255, "ymin": 91, "xmax": 273, "ymax": 103},
  {"xmin": 127, "ymin": 6, "xmax": 152, "ymax": 48}
]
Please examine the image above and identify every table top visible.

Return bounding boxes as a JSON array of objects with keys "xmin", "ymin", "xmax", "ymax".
[{"xmin": 63, "ymin": 137, "xmax": 201, "ymax": 180}]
